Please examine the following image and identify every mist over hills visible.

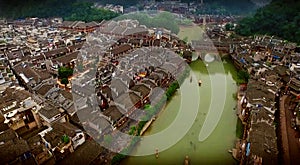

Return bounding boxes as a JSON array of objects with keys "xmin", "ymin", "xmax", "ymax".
[{"xmin": 0, "ymin": 0, "xmax": 259, "ymax": 19}]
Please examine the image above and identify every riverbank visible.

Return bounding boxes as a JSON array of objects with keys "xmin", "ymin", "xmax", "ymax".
[
  {"xmin": 122, "ymin": 59, "xmax": 239, "ymax": 164},
  {"xmin": 139, "ymin": 117, "xmax": 156, "ymax": 136}
]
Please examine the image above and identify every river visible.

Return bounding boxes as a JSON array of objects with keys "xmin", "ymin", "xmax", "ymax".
[{"xmin": 121, "ymin": 59, "xmax": 238, "ymax": 165}]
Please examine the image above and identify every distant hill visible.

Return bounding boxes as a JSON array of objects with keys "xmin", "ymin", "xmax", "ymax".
[
  {"xmin": 0, "ymin": 0, "xmax": 119, "ymax": 21},
  {"xmin": 235, "ymin": 0, "xmax": 300, "ymax": 44},
  {"xmin": 94, "ymin": 0, "xmax": 259, "ymax": 15},
  {"xmin": 0, "ymin": 0, "xmax": 260, "ymax": 20}
]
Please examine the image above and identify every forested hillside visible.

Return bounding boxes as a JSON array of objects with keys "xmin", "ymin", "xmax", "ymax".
[
  {"xmin": 0, "ymin": 0, "xmax": 259, "ymax": 19},
  {"xmin": 95, "ymin": 0, "xmax": 259, "ymax": 15},
  {"xmin": 0, "ymin": 0, "xmax": 119, "ymax": 22},
  {"xmin": 235, "ymin": 0, "xmax": 300, "ymax": 44}
]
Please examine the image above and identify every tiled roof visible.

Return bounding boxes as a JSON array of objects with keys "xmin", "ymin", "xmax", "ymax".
[
  {"xmin": 35, "ymin": 84, "xmax": 54, "ymax": 96},
  {"xmin": 249, "ymin": 121, "xmax": 278, "ymax": 164},
  {"xmin": 39, "ymin": 103, "xmax": 61, "ymax": 119},
  {"xmin": 114, "ymin": 91, "xmax": 141, "ymax": 111},
  {"xmin": 103, "ymin": 105, "xmax": 125, "ymax": 123},
  {"xmin": 131, "ymin": 84, "xmax": 151, "ymax": 98},
  {"xmin": 53, "ymin": 51, "xmax": 79, "ymax": 64}
]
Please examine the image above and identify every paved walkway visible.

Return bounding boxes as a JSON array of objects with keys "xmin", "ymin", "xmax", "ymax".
[
  {"xmin": 279, "ymin": 95, "xmax": 290, "ymax": 165},
  {"xmin": 280, "ymin": 95, "xmax": 300, "ymax": 165}
]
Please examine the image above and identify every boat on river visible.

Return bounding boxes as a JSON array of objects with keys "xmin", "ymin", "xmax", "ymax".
[
  {"xmin": 198, "ymin": 80, "xmax": 202, "ymax": 86},
  {"xmin": 184, "ymin": 155, "xmax": 190, "ymax": 165}
]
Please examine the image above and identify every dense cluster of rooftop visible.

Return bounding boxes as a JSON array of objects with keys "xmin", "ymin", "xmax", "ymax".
[
  {"xmin": 0, "ymin": 16, "xmax": 192, "ymax": 164},
  {"xmin": 229, "ymin": 33, "xmax": 299, "ymax": 164}
]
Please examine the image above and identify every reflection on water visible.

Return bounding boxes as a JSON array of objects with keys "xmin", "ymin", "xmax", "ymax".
[{"xmin": 122, "ymin": 60, "xmax": 238, "ymax": 165}]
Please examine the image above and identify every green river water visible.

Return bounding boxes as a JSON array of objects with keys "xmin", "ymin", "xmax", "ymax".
[{"xmin": 122, "ymin": 59, "xmax": 238, "ymax": 165}]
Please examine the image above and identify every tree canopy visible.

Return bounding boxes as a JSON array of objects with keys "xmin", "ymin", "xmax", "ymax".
[
  {"xmin": 237, "ymin": 70, "xmax": 250, "ymax": 84},
  {"xmin": 192, "ymin": 0, "xmax": 259, "ymax": 15},
  {"xmin": 0, "ymin": 0, "xmax": 119, "ymax": 22},
  {"xmin": 61, "ymin": 78, "xmax": 69, "ymax": 86},
  {"xmin": 95, "ymin": 0, "xmax": 259, "ymax": 15},
  {"xmin": 58, "ymin": 67, "xmax": 73, "ymax": 79},
  {"xmin": 235, "ymin": 0, "xmax": 300, "ymax": 44}
]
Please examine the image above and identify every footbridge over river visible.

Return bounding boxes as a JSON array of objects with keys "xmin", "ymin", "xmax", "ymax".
[{"xmin": 192, "ymin": 52, "xmax": 222, "ymax": 62}]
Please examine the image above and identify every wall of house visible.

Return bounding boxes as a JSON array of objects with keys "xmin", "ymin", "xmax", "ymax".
[
  {"xmin": 10, "ymin": 120, "xmax": 25, "ymax": 130},
  {"xmin": 72, "ymin": 132, "xmax": 85, "ymax": 149}
]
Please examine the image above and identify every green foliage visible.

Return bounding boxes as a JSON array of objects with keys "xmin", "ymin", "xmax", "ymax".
[
  {"xmin": 111, "ymin": 68, "xmax": 191, "ymax": 164},
  {"xmin": 61, "ymin": 78, "xmax": 69, "ymax": 86},
  {"xmin": 236, "ymin": 119, "xmax": 244, "ymax": 139},
  {"xmin": 166, "ymin": 81, "xmax": 179, "ymax": 101},
  {"xmin": 176, "ymin": 18, "xmax": 193, "ymax": 26},
  {"xmin": 144, "ymin": 104, "xmax": 151, "ymax": 110},
  {"xmin": 61, "ymin": 134, "xmax": 70, "ymax": 143},
  {"xmin": 6, "ymin": 68, "xmax": 11, "ymax": 73},
  {"xmin": 235, "ymin": 0, "xmax": 300, "ymax": 44},
  {"xmin": 0, "ymin": 0, "xmax": 119, "ymax": 22},
  {"xmin": 237, "ymin": 70, "xmax": 250, "ymax": 84},
  {"xmin": 225, "ymin": 23, "xmax": 234, "ymax": 31},
  {"xmin": 64, "ymin": 2, "xmax": 119, "ymax": 22},
  {"xmin": 273, "ymin": 121, "xmax": 279, "ymax": 128},
  {"xmin": 91, "ymin": 0, "xmax": 258, "ymax": 15},
  {"xmin": 137, "ymin": 121, "xmax": 148, "ymax": 135},
  {"xmin": 265, "ymin": 61, "xmax": 271, "ymax": 67},
  {"xmin": 94, "ymin": 0, "xmax": 140, "ymax": 8},
  {"xmin": 128, "ymin": 126, "xmax": 136, "ymax": 135},
  {"xmin": 232, "ymin": 93, "xmax": 238, "ymax": 100},
  {"xmin": 116, "ymin": 12, "xmax": 180, "ymax": 34},
  {"xmin": 192, "ymin": 0, "xmax": 258, "ymax": 15},
  {"xmin": 58, "ymin": 67, "xmax": 73, "ymax": 79}
]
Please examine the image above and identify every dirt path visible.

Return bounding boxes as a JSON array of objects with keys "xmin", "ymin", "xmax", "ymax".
[{"xmin": 280, "ymin": 95, "xmax": 291, "ymax": 165}]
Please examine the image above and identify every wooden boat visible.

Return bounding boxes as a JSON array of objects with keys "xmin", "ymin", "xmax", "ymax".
[
  {"xmin": 184, "ymin": 155, "xmax": 189, "ymax": 165},
  {"xmin": 198, "ymin": 80, "xmax": 202, "ymax": 86}
]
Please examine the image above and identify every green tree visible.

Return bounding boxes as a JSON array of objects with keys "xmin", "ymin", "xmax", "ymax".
[
  {"xmin": 61, "ymin": 134, "xmax": 70, "ymax": 143},
  {"xmin": 144, "ymin": 104, "xmax": 151, "ymax": 110},
  {"xmin": 237, "ymin": 70, "xmax": 250, "ymax": 83},
  {"xmin": 0, "ymin": 1, "xmax": 119, "ymax": 22},
  {"xmin": 58, "ymin": 67, "xmax": 73, "ymax": 79},
  {"xmin": 166, "ymin": 81, "xmax": 179, "ymax": 100},
  {"xmin": 61, "ymin": 78, "xmax": 69, "ymax": 87},
  {"xmin": 225, "ymin": 23, "xmax": 234, "ymax": 31},
  {"xmin": 235, "ymin": 0, "xmax": 300, "ymax": 44},
  {"xmin": 128, "ymin": 126, "xmax": 136, "ymax": 135}
]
